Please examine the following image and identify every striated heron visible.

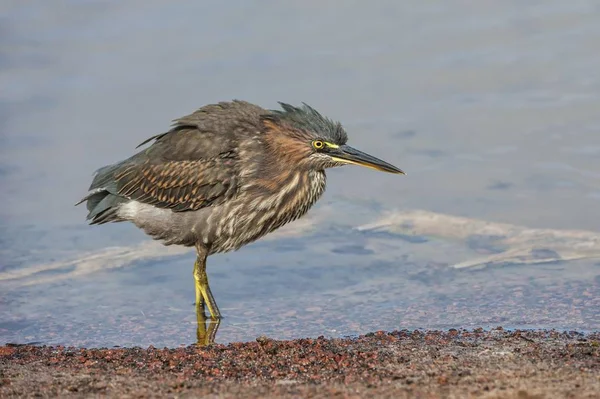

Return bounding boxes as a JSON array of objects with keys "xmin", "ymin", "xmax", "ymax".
[{"xmin": 76, "ymin": 100, "xmax": 404, "ymax": 343}]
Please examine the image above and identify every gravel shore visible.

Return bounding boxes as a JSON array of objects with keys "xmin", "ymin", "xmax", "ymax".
[{"xmin": 2, "ymin": 328, "xmax": 599, "ymax": 398}]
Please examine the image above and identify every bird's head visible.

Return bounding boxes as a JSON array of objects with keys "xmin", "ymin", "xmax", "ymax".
[{"xmin": 261, "ymin": 102, "xmax": 405, "ymax": 175}]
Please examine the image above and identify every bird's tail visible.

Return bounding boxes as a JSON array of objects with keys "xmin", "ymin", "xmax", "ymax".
[{"xmin": 75, "ymin": 162, "xmax": 128, "ymax": 225}]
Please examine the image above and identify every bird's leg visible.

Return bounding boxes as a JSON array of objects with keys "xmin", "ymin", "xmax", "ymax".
[
  {"xmin": 193, "ymin": 257, "xmax": 206, "ymax": 316},
  {"xmin": 193, "ymin": 245, "xmax": 221, "ymax": 320}
]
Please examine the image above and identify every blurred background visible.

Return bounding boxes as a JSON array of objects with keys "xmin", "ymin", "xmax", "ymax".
[{"xmin": 1, "ymin": 1, "xmax": 599, "ymax": 347}]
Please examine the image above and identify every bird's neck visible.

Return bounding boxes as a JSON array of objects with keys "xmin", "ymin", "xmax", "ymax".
[
  {"xmin": 262, "ymin": 125, "xmax": 312, "ymax": 171},
  {"xmin": 244, "ymin": 128, "xmax": 322, "ymax": 199}
]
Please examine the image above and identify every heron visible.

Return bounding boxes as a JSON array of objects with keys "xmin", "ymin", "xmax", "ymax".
[{"xmin": 76, "ymin": 100, "xmax": 404, "ymax": 343}]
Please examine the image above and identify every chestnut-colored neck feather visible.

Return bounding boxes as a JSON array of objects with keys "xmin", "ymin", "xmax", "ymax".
[
  {"xmin": 264, "ymin": 120, "xmax": 313, "ymax": 166},
  {"xmin": 251, "ymin": 120, "xmax": 314, "ymax": 192}
]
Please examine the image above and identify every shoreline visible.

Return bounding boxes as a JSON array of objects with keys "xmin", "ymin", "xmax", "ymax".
[{"xmin": 2, "ymin": 328, "xmax": 599, "ymax": 398}]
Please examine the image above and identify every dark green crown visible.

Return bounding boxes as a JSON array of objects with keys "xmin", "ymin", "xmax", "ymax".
[{"xmin": 268, "ymin": 102, "xmax": 348, "ymax": 145}]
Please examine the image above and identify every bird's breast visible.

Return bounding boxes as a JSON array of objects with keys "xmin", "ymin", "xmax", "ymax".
[{"xmin": 208, "ymin": 169, "xmax": 326, "ymax": 253}]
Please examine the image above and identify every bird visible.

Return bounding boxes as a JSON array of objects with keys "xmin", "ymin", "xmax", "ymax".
[{"xmin": 76, "ymin": 100, "xmax": 404, "ymax": 342}]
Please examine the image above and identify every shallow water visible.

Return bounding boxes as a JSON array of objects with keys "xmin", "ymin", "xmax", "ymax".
[{"xmin": 1, "ymin": 1, "xmax": 599, "ymax": 347}]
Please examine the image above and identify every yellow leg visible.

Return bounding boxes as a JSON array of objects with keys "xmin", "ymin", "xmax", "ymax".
[
  {"xmin": 193, "ymin": 258, "xmax": 206, "ymax": 316},
  {"xmin": 193, "ymin": 247, "xmax": 221, "ymax": 320}
]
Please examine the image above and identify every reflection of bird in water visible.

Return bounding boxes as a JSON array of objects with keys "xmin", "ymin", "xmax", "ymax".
[{"xmin": 76, "ymin": 100, "xmax": 404, "ymax": 344}]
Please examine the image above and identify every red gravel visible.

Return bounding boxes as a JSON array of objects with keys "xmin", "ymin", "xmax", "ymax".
[{"xmin": 1, "ymin": 328, "xmax": 599, "ymax": 398}]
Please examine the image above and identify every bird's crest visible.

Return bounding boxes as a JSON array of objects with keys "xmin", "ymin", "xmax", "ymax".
[{"xmin": 265, "ymin": 102, "xmax": 348, "ymax": 145}]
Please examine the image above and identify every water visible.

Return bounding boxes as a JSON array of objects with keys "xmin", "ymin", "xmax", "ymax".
[{"xmin": 1, "ymin": 0, "xmax": 599, "ymax": 347}]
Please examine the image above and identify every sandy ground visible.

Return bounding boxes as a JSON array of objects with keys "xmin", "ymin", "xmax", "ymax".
[{"xmin": 1, "ymin": 328, "xmax": 599, "ymax": 398}]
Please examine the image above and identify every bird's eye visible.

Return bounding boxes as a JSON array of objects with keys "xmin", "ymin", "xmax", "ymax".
[{"xmin": 312, "ymin": 140, "xmax": 324, "ymax": 150}]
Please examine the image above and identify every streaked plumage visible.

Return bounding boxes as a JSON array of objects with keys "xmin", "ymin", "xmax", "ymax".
[{"xmin": 77, "ymin": 100, "xmax": 404, "ymax": 342}]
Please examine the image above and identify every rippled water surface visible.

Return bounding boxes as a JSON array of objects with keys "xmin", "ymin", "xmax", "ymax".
[{"xmin": 1, "ymin": 1, "xmax": 599, "ymax": 347}]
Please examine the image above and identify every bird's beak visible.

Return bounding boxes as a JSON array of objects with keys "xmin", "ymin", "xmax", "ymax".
[{"xmin": 329, "ymin": 144, "xmax": 405, "ymax": 174}]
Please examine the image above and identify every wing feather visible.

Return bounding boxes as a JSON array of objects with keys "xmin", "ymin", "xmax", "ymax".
[
  {"xmin": 113, "ymin": 155, "xmax": 237, "ymax": 212},
  {"xmin": 82, "ymin": 100, "xmax": 265, "ymax": 215}
]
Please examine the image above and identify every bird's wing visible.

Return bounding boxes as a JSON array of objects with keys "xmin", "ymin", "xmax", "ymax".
[
  {"xmin": 112, "ymin": 151, "xmax": 238, "ymax": 212},
  {"xmin": 86, "ymin": 101, "xmax": 267, "ymax": 213},
  {"xmin": 136, "ymin": 100, "xmax": 266, "ymax": 159}
]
